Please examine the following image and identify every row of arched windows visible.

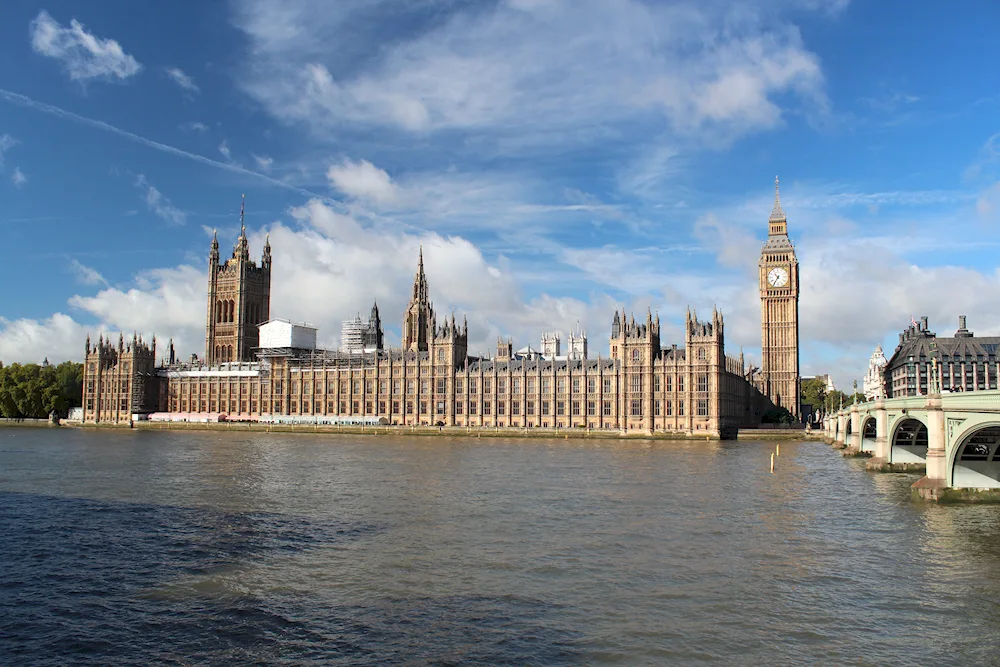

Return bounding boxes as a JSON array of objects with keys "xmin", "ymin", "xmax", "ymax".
[
  {"xmin": 216, "ymin": 299, "xmax": 236, "ymax": 323},
  {"xmin": 215, "ymin": 345, "xmax": 235, "ymax": 362},
  {"xmin": 215, "ymin": 300, "xmax": 264, "ymax": 324}
]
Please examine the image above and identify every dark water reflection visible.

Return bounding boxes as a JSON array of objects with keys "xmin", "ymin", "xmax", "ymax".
[{"xmin": 2, "ymin": 429, "xmax": 1000, "ymax": 665}]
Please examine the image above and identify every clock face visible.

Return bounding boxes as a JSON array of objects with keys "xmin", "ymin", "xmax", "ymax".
[{"xmin": 767, "ymin": 267, "xmax": 789, "ymax": 288}]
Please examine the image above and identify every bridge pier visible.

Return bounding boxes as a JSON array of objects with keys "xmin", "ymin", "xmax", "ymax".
[
  {"xmin": 843, "ymin": 403, "xmax": 866, "ymax": 456},
  {"xmin": 835, "ymin": 412, "xmax": 847, "ymax": 448},
  {"xmin": 912, "ymin": 394, "xmax": 948, "ymax": 500},
  {"xmin": 873, "ymin": 399, "xmax": 888, "ymax": 459}
]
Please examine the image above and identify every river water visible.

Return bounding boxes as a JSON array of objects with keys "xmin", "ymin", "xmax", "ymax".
[{"xmin": 2, "ymin": 429, "xmax": 1000, "ymax": 665}]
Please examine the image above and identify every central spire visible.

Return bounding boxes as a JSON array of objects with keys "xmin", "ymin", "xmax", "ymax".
[
  {"xmin": 414, "ymin": 244, "xmax": 428, "ymax": 300},
  {"xmin": 403, "ymin": 245, "xmax": 434, "ymax": 352},
  {"xmin": 769, "ymin": 175, "xmax": 785, "ymax": 222},
  {"xmin": 234, "ymin": 194, "xmax": 250, "ymax": 260}
]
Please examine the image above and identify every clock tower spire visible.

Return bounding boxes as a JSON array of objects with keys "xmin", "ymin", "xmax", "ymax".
[{"xmin": 759, "ymin": 176, "xmax": 800, "ymax": 418}]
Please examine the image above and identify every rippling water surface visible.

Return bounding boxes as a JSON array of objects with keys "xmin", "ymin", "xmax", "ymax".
[{"xmin": 3, "ymin": 428, "xmax": 1000, "ymax": 665}]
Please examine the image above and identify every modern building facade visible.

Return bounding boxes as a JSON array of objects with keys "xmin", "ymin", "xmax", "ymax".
[
  {"xmin": 885, "ymin": 316, "xmax": 1000, "ymax": 397},
  {"xmin": 758, "ymin": 177, "xmax": 800, "ymax": 417},
  {"xmin": 83, "ymin": 191, "xmax": 788, "ymax": 436}
]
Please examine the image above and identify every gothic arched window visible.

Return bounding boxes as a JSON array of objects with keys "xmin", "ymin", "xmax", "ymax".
[
  {"xmin": 632, "ymin": 349, "xmax": 640, "ymax": 362},
  {"xmin": 217, "ymin": 301, "xmax": 223, "ymax": 323},
  {"xmin": 228, "ymin": 301, "xmax": 235, "ymax": 323}
]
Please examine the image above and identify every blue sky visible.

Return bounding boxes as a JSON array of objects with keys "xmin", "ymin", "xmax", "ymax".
[{"xmin": 1, "ymin": 0, "xmax": 999, "ymax": 389}]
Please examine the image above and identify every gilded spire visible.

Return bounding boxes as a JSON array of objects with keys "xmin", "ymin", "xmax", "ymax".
[
  {"xmin": 240, "ymin": 193, "xmax": 246, "ymax": 236},
  {"xmin": 769, "ymin": 175, "xmax": 785, "ymax": 222}
]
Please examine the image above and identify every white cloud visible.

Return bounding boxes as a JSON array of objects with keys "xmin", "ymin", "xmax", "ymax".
[
  {"xmin": 253, "ymin": 153, "xmax": 274, "ymax": 170},
  {"xmin": 0, "ymin": 201, "xmax": 624, "ymax": 362},
  {"xmin": 326, "ymin": 158, "xmax": 398, "ymax": 205},
  {"xmin": 180, "ymin": 121, "xmax": 209, "ymax": 132},
  {"xmin": 30, "ymin": 10, "xmax": 142, "ymax": 82},
  {"xmin": 693, "ymin": 213, "xmax": 759, "ymax": 271},
  {"xmin": 69, "ymin": 259, "xmax": 107, "ymax": 286},
  {"xmin": 234, "ymin": 0, "xmax": 828, "ymax": 142},
  {"xmin": 977, "ymin": 182, "xmax": 1000, "ymax": 221},
  {"xmin": 219, "ymin": 140, "xmax": 232, "ymax": 160},
  {"xmin": 11, "ymin": 167, "xmax": 26, "ymax": 187},
  {"xmin": 0, "ymin": 133, "xmax": 18, "ymax": 168},
  {"xmin": 0, "ymin": 313, "xmax": 89, "ymax": 364},
  {"xmin": 134, "ymin": 174, "xmax": 186, "ymax": 225},
  {"xmin": 165, "ymin": 67, "xmax": 199, "ymax": 93},
  {"xmin": 68, "ymin": 265, "xmax": 207, "ymax": 343}
]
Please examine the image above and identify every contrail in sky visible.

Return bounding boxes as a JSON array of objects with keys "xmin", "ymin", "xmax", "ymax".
[{"xmin": 0, "ymin": 87, "xmax": 334, "ymax": 204}]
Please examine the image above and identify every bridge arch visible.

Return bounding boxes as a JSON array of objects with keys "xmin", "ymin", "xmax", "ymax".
[
  {"xmin": 889, "ymin": 417, "xmax": 928, "ymax": 463},
  {"xmin": 950, "ymin": 423, "xmax": 1000, "ymax": 489},
  {"xmin": 860, "ymin": 416, "xmax": 877, "ymax": 452}
]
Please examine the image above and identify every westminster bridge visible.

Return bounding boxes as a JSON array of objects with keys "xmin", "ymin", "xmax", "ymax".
[{"xmin": 823, "ymin": 390, "xmax": 1000, "ymax": 501}]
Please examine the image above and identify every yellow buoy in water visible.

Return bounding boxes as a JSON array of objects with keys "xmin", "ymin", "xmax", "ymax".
[
  {"xmin": 770, "ymin": 452, "xmax": 775, "ymax": 473},
  {"xmin": 776, "ymin": 443, "xmax": 780, "ymax": 456}
]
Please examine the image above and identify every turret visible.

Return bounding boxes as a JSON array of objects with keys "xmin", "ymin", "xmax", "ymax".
[
  {"xmin": 210, "ymin": 229, "xmax": 219, "ymax": 265},
  {"xmin": 496, "ymin": 337, "xmax": 513, "ymax": 362},
  {"xmin": 234, "ymin": 194, "xmax": 250, "ymax": 262}
]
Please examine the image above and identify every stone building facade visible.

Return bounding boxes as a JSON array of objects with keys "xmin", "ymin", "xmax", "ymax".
[
  {"xmin": 83, "ymin": 195, "xmax": 782, "ymax": 435},
  {"xmin": 81, "ymin": 333, "xmax": 159, "ymax": 423},
  {"xmin": 205, "ymin": 198, "xmax": 271, "ymax": 364},
  {"xmin": 885, "ymin": 316, "xmax": 1000, "ymax": 397}
]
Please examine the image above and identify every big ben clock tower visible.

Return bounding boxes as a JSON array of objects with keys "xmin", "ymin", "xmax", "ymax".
[{"xmin": 759, "ymin": 177, "xmax": 800, "ymax": 418}]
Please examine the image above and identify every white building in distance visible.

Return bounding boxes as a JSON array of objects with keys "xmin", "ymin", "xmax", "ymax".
[{"xmin": 863, "ymin": 343, "xmax": 888, "ymax": 400}]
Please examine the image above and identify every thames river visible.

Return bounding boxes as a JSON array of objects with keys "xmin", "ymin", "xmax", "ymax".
[{"xmin": 2, "ymin": 429, "xmax": 1000, "ymax": 665}]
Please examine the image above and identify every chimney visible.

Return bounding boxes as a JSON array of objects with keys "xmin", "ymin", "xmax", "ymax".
[{"xmin": 956, "ymin": 315, "xmax": 973, "ymax": 338}]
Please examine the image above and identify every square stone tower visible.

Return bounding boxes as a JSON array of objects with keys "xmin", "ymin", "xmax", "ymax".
[
  {"xmin": 758, "ymin": 177, "xmax": 800, "ymax": 417},
  {"xmin": 205, "ymin": 196, "xmax": 272, "ymax": 364}
]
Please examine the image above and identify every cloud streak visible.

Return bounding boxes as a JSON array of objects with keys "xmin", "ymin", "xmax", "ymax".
[
  {"xmin": 235, "ymin": 0, "xmax": 828, "ymax": 144},
  {"xmin": 0, "ymin": 88, "xmax": 335, "ymax": 202},
  {"xmin": 69, "ymin": 259, "xmax": 108, "ymax": 286},
  {"xmin": 165, "ymin": 67, "xmax": 199, "ymax": 93},
  {"xmin": 134, "ymin": 174, "xmax": 186, "ymax": 225},
  {"xmin": 0, "ymin": 133, "xmax": 18, "ymax": 168}
]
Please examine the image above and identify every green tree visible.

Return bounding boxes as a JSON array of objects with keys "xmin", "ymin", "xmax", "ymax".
[
  {"xmin": 0, "ymin": 361, "xmax": 84, "ymax": 419},
  {"xmin": 800, "ymin": 377, "xmax": 827, "ymax": 414}
]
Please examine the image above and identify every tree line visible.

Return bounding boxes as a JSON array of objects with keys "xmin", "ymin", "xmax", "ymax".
[
  {"xmin": 800, "ymin": 376, "xmax": 866, "ymax": 417},
  {"xmin": 0, "ymin": 361, "xmax": 83, "ymax": 419}
]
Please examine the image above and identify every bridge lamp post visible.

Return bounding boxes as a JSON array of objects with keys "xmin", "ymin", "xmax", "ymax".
[{"xmin": 928, "ymin": 342, "xmax": 941, "ymax": 396}]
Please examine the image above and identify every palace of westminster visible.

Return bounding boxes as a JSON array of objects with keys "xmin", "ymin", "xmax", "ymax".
[{"xmin": 81, "ymin": 182, "xmax": 802, "ymax": 436}]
